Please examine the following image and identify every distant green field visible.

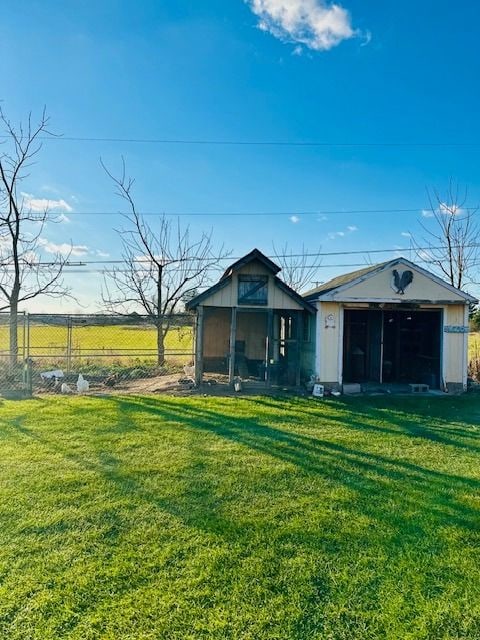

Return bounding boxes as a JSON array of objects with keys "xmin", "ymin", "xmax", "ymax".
[
  {"xmin": 0, "ymin": 323, "xmax": 193, "ymax": 363},
  {"xmin": 470, "ymin": 332, "xmax": 480, "ymax": 359}
]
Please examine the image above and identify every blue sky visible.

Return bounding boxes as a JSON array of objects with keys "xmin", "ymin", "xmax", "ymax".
[{"xmin": 1, "ymin": 0, "xmax": 479, "ymax": 310}]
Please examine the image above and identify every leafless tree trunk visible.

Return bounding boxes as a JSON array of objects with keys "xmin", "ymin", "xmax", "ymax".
[
  {"xmin": 0, "ymin": 107, "xmax": 71, "ymax": 365},
  {"xmin": 413, "ymin": 181, "xmax": 479, "ymax": 290},
  {"xmin": 272, "ymin": 242, "xmax": 323, "ymax": 292},
  {"xmin": 101, "ymin": 158, "xmax": 229, "ymax": 366}
]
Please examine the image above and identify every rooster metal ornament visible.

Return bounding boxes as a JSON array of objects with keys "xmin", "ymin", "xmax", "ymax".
[{"xmin": 392, "ymin": 269, "xmax": 413, "ymax": 295}]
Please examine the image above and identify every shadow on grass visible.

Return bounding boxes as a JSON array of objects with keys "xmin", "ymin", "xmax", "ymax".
[
  {"xmin": 252, "ymin": 395, "xmax": 480, "ymax": 452},
  {"xmin": 6, "ymin": 394, "xmax": 480, "ymax": 543},
  {"xmin": 107, "ymin": 395, "xmax": 480, "ymax": 536}
]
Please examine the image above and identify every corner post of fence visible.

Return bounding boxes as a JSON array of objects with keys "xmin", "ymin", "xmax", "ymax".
[{"xmin": 23, "ymin": 357, "xmax": 33, "ymax": 397}]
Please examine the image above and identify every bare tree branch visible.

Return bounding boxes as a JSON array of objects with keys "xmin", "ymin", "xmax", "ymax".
[
  {"xmin": 412, "ymin": 180, "xmax": 479, "ymax": 291},
  {"xmin": 0, "ymin": 107, "xmax": 71, "ymax": 363},
  {"xmin": 101, "ymin": 158, "xmax": 230, "ymax": 365},
  {"xmin": 272, "ymin": 242, "xmax": 323, "ymax": 292}
]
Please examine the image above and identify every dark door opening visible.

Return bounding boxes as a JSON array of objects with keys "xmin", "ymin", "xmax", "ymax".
[{"xmin": 343, "ymin": 309, "xmax": 441, "ymax": 387}]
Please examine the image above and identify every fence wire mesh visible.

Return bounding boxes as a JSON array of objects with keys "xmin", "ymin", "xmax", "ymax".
[{"xmin": 0, "ymin": 312, "xmax": 195, "ymax": 397}]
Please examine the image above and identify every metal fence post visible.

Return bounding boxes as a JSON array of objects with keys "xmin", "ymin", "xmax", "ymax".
[
  {"xmin": 26, "ymin": 313, "xmax": 30, "ymax": 361},
  {"xmin": 23, "ymin": 358, "xmax": 33, "ymax": 397},
  {"xmin": 22, "ymin": 311, "xmax": 26, "ymax": 361},
  {"xmin": 66, "ymin": 317, "xmax": 72, "ymax": 374}
]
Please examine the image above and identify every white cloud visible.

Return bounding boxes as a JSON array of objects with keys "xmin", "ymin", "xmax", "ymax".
[
  {"xmin": 417, "ymin": 249, "xmax": 432, "ymax": 261},
  {"xmin": 57, "ymin": 213, "xmax": 71, "ymax": 223},
  {"xmin": 421, "ymin": 209, "xmax": 434, "ymax": 218},
  {"xmin": 327, "ymin": 224, "xmax": 357, "ymax": 240},
  {"xmin": 401, "ymin": 232, "xmax": 411, "ymax": 238},
  {"xmin": 292, "ymin": 45, "xmax": 303, "ymax": 56},
  {"xmin": 439, "ymin": 202, "xmax": 463, "ymax": 216},
  {"xmin": 421, "ymin": 203, "xmax": 464, "ymax": 219},
  {"xmin": 38, "ymin": 238, "xmax": 89, "ymax": 257},
  {"xmin": 40, "ymin": 184, "xmax": 59, "ymax": 194},
  {"xmin": 21, "ymin": 250, "xmax": 38, "ymax": 264},
  {"xmin": 246, "ymin": 0, "xmax": 362, "ymax": 52},
  {"xmin": 289, "ymin": 215, "xmax": 300, "ymax": 223},
  {"xmin": 21, "ymin": 192, "xmax": 73, "ymax": 214},
  {"xmin": 96, "ymin": 250, "xmax": 110, "ymax": 258}
]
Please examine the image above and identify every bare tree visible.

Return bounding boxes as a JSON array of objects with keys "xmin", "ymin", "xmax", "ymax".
[
  {"xmin": 101, "ymin": 159, "xmax": 229, "ymax": 365},
  {"xmin": 0, "ymin": 107, "xmax": 70, "ymax": 364},
  {"xmin": 414, "ymin": 181, "xmax": 479, "ymax": 290},
  {"xmin": 272, "ymin": 242, "xmax": 323, "ymax": 292}
]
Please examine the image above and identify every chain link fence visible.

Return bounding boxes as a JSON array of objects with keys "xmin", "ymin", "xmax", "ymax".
[{"xmin": 0, "ymin": 312, "xmax": 195, "ymax": 397}]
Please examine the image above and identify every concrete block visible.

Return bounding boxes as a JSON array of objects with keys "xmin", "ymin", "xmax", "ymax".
[{"xmin": 343, "ymin": 383, "xmax": 362, "ymax": 395}]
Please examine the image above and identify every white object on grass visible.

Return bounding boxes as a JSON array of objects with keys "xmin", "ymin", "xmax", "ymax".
[
  {"xmin": 312, "ymin": 383, "xmax": 324, "ymax": 398},
  {"xmin": 61, "ymin": 383, "xmax": 73, "ymax": 394},
  {"xmin": 183, "ymin": 363, "xmax": 195, "ymax": 381},
  {"xmin": 40, "ymin": 369, "xmax": 64, "ymax": 381},
  {"xmin": 76, "ymin": 373, "xmax": 90, "ymax": 393}
]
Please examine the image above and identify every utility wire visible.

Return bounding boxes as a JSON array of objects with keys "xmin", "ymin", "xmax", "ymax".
[
  {"xmin": 1, "ymin": 134, "xmax": 480, "ymax": 147},
  {"xmin": 39, "ymin": 206, "xmax": 478, "ymax": 217},
  {"xmin": 0, "ymin": 262, "xmax": 433, "ymax": 275},
  {"xmin": 2, "ymin": 242, "xmax": 477, "ymax": 268}
]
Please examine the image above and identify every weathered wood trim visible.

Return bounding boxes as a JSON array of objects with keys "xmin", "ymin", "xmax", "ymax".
[
  {"xmin": 337, "ymin": 304, "xmax": 344, "ymax": 386},
  {"xmin": 194, "ymin": 306, "xmax": 204, "ymax": 386},
  {"xmin": 228, "ymin": 307, "xmax": 237, "ymax": 384},
  {"xmin": 266, "ymin": 309, "xmax": 274, "ymax": 386},
  {"xmin": 315, "ymin": 302, "xmax": 322, "ymax": 380},
  {"xmin": 463, "ymin": 303, "xmax": 469, "ymax": 390},
  {"xmin": 440, "ymin": 307, "xmax": 446, "ymax": 390},
  {"xmin": 295, "ymin": 311, "xmax": 302, "ymax": 387},
  {"xmin": 318, "ymin": 297, "xmax": 471, "ymax": 305}
]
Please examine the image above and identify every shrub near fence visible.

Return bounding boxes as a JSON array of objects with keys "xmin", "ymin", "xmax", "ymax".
[{"xmin": 0, "ymin": 313, "xmax": 195, "ymax": 395}]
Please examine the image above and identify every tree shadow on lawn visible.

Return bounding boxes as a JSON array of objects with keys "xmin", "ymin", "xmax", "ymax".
[
  {"xmin": 4, "ymin": 395, "xmax": 480, "ymax": 640},
  {"xmin": 6, "ymin": 394, "xmax": 480, "ymax": 545},
  {"xmin": 250, "ymin": 395, "xmax": 480, "ymax": 453},
  {"xmin": 103, "ymin": 395, "xmax": 480, "ymax": 538}
]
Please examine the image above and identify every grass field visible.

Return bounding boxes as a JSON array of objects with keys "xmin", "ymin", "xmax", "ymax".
[
  {"xmin": 1, "ymin": 395, "xmax": 479, "ymax": 639},
  {"xmin": 470, "ymin": 332, "xmax": 480, "ymax": 357},
  {"xmin": 0, "ymin": 323, "xmax": 193, "ymax": 361}
]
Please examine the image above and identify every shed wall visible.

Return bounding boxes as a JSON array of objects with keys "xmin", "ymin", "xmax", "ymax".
[
  {"xmin": 204, "ymin": 260, "xmax": 303, "ymax": 310},
  {"xmin": 316, "ymin": 302, "xmax": 342, "ymax": 383},
  {"xmin": 443, "ymin": 304, "xmax": 468, "ymax": 387},
  {"xmin": 314, "ymin": 301, "xmax": 468, "ymax": 391},
  {"xmin": 331, "ymin": 262, "xmax": 466, "ymax": 303}
]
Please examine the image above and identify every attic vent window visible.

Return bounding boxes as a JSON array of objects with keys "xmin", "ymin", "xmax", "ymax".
[{"xmin": 238, "ymin": 275, "xmax": 268, "ymax": 305}]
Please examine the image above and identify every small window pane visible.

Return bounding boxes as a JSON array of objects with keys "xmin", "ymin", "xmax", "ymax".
[{"xmin": 238, "ymin": 275, "xmax": 268, "ymax": 305}]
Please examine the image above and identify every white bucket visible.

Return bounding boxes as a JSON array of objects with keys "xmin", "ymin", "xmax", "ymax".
[{"xmin": 312, "ymin": 384, "xmax": 324, "ymax": 398}]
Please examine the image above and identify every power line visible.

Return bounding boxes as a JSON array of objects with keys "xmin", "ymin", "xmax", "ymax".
[
  {"xmin": 41, "ymin": 207, "xmax": 477, "ymax": 217},
  {"xmin": 1, "ymin": 134, "xmax": 480, "ymax": 147},
  {"xmin": 0, "ymin": 262, "xmax": 430, "ymax": 275},
  {"xmin": 4, "ymin": 242, "xmax": 478, "ymax": 268}
]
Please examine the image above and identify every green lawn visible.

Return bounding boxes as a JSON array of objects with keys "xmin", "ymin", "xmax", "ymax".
[{"xmin": 0, "ymin": 395, "xmax": 479, "ymax": 639}]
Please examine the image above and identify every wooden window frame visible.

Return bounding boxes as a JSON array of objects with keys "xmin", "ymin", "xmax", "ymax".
[{"xmin": 238, "ymin": 275, "xmax": 268, "ymax": 306}]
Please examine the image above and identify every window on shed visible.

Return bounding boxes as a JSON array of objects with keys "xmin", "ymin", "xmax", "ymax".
[{"xmin": 238, "ymin": 275, "xmax": 268, "ymax": 305}]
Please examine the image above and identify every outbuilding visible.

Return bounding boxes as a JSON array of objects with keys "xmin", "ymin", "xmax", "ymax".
[
  {"xmin": 304, "ymin": 257, "xmax": 477, "ymax": 393},
  {"xmin": 187, "ymin": 251, "xmax": 476, "ymax": 393},
  {"xmin": 186, "ymin": 249, "xmax": 316, "ymax": 387}
]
